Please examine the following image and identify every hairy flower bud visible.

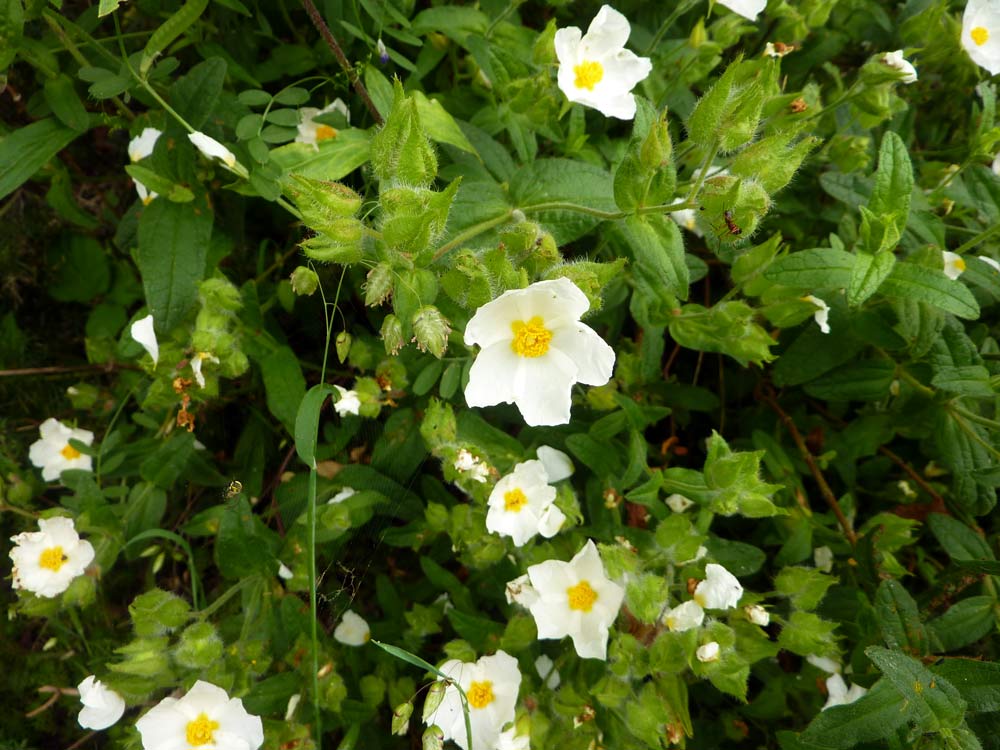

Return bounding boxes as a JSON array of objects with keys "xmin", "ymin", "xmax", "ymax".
[
  {"xmin": 289, "ymin": 266, "xmax": 319, "ymax": 296},
  {"xmin": 412, "ymin": 305, "xmax": 451, "ymax": 358},
  {"xmin": 381, "ymin": 314, "xmax": 405, "ymax": 355}
]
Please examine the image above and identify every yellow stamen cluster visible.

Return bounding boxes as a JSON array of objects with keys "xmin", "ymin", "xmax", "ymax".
[
  {"xmin": 573, "ymin": 60, "xmax": 604, "ymax": 90},
  {"xmin": 186, "ymin": 713, "xmax": 220, "ymax": 746},
  {"xmin": 510, "ymin": 317, "xmax": 552, "ymax": 358},
  {"xmin": 467, "ymin": 680, "xmax": 495, "ymax": 709},
  {"xmin": 61, "ymin": 444, "xmax": 81, "ymax": 460},
  {"xmin": 567, "ymin": 580, "xmax": 598, "ymax": 612},
  {"xmin": 315, "ymin": 124, "xmax": 337, "ymax": 141},
  {"xmin": 38, "ymin": 546, "xmax": 67, "ymax": 572},
  {"xmin": 972, "ymin": 26, "xmax": 990, "ymax": 46},
  {"xmin": 504, "ymin": 488, "xmax": 528, "ymax": 513}
]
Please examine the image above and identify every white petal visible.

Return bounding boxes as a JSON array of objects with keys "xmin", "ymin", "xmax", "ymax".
[
  {"xmin": 696, "ymin": 641, "xmax": 720, "ymax": 662},
  {"xmin": 131, "ymin": 315, "xmax": 159, "ymax": 365},
  {"xmin": 807, "ymin": 654, "xmax": 841, "ymax": 674},
  {"xmin": 963, "ymin": 0, "xmax": 1000, "ymax": 75},
  {"xmin": 814, "ymin": 546, "xmax": 834, "ymax": 573},
  {"xmin": 464, "ymin": 342, "xmax": 520, "ymax": 409},
  {"xmin": 745, "ymin": 604, "xmax": 770, "ymax": 626},
  {"xmin": 942, "ymin": 250, "xmax": 967, "ymax": 280},
  {"xmin": 78, "ymin": 675, "xmax": 126, "ymax": 730},
  {"xmin": 694, "ymin": 563, "xmax": 743, "ymax": 609},
  {"xmin": 537, "ymin": 445, "xmax": 574, "ymax": 482},
  {"xmin": 663, "ymin": 600, "xmax": 704, "ymax": 632},
  {"xmin": 549, "ymin": 322, "xmax": 615, "ymax": 386},
  {"xmin": 534, "ymin": 654, "xmax": 561, "ymax": 689},
  {"xmin": 334, "ymin": 609, "xmax": 371, "ymax": 646},
  {"xmin": 129, "ymin": 127, "xmax": 162, "ymax": 162},
  {"xmin": 980, "ymin": 255, "xmax": 1000, "ymax": 272},
  {"xmin": 333, "ymin": 386, "xmax": 362, "ymax": 416},
  {"xmin": 716, "ymin": 0, "xmax": 767, "ymax": 21},
  {"xmin": 188, "ymin": 132, "xmax": 237, "ymax": 167},
  {"xmin": 581, "ymin": 5, "xmax": 633, "ymax": 57},
  {"xmin": 511, "ymin": 350, "xmax": 577, "ymax": 426},
  {"xmin": 554, "ymin": 26, "xmax": 583, "ymax": 67}
]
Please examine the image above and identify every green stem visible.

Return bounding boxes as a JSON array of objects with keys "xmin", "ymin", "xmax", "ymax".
[
  {"xmin": 643, "ymin": 0, "xmax": 701, "ymax": 55},
  {"xmin": 0, "ymin": 504, "xmax": 39, "ymax": 519},
  {"xmin": 194, "ymin": 578, "xmax": 253, "ymax": 619},
  {"xmin": 485, "ymin": 0, "xmax": 524, "ymax": 38},
  {"xmin": 306, "ymin": 468, "xmax": 322, "ymax": 746},
  {"xmin": 432, "ymin": 210, "xmax": 514, "ymax": 261},
  {"xmin": 896, "ymin": 368, "xmax": 936, "ymax": 399},
  {"xmin": 952, "ymin": 405, "xmax": 1000, "ymax": 431},
  {"xmin": 95, "ymin": 387, "xmax": 134, "ymax": 485},
  {"xmin": 951, "ymin": 221, "xmax": 1000, "ymax": 256},
  {"xmin": 685, "ymin": 137, "xmax": 720, "ymax": 205}
]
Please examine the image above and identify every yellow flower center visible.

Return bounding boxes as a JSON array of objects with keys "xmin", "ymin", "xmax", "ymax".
[
  {"xmin": 61, "ymin": 444, "xmax": 81, "ymax": 460},
  {"xmin": 567, "ymin": 580, "xmax": 598, "ymax": 612},
  {"xmin": 510, "ymin": 317, "xmax": 552, "ymax": 358},
  {"xmin": 573, "ymin": 60, "xmax": 604, "ymax": 90},
  {"xmin": 467, "ymin": 680, "xmax": 495, "ymax": 709},
  {"xmin": 972, "ymin": 26, "xmax": 990, "ymax": 45},
  {"xmin": 953, "ymin": 257, "xmax": 967, "ymax": 272},
  {"xmin": 315, "ymin": 124, "xmax": 337, "ymax": 141},
  {"xmin": 185, "ymin": 713, "xmax": 220, "ymax": 746},
  {"xmin": 503, "ymin": 488, "xmax": 528, "ymax": 512},
  {"xmin": 38, "ymin": 546, "xmax": 67, "ymax": 572}
]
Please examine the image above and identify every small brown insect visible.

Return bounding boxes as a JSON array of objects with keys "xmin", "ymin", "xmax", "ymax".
[{"xmin": 723, "ymin": 209, "xmax": 743, "ymax": 236}]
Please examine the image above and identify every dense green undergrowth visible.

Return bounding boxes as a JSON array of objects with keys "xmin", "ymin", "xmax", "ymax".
[{"xmin": 3, "ymin": 0, "xmax": 1000, "ymax": 749}]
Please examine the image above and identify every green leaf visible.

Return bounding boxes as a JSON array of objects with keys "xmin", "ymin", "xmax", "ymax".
[
  {"xmin": 774, "ymin": 567, "xmax": 835, "ymax": 611},
  {"xmin": 294, "ymin": 384, "xmax": 335, "ymax": 469},
  {"xmin": 803, "ymin": 360, "xmax": 895, "ymax": 401},
  {"xmin": 0, "ymin": 0, "xmax": 24, "ymax": 72},
  {"xmin": 874, "ymin": 579, "xmax": 931, "ymax": 656},
  {"xmin": 98, "ymin": 0, "xmax": 123, "ymax": 15},
  {"xmin": 511, "ymin": 159, "xmax": 617, "ymax": 245},
  {"xmin": 777, "ymin": 611, "xmax": 838, "ymax": 656},
  {"xmin": 881, "ymin": 262, "xmax": 980, "ymax": 319},
  {"xmin": 930, "ymin": 597, "xmax": 997, "ymax": 652},
  {"xmin": 124, "ymin": 164, "xmax": 195, "ymax": 202},
  {"xmin": 0, "ymin": 118, "xmax": 82, "ymax": 201},
  {"xmin": 933, "ymin": 659, "xmax": 1000, "ymax": 714},
  {"xmin": 270, "ymin": 128, "xmax": 372, "ymax": 181},
  {"xmin": 214, "ymin": 496, "xmax": 277, "ymax": 578},
  {"xmin": 412, "ymin": 91, "xmax": 476, "ymax": 155},
  {"xmin": 702, "ymin": 432, "xmax": 784, "ymax": 517},
  {"xmin": 170, "ymin": 57, "xmax": 227, "ymax": 130},
  {"xmin": 848, "ymin": 250, "xmax": 895, "ymax": 307},
  {"xmin": 139, "ymin": 431, "xmax": 196, "ymax": 489},
  {"xmin": 613, "ymin": 214, "xmax": 689, "ymax": 301},
  {"xmin": 669, "ymin": 301, "xmax": 776, "ymax": 366},
  {"xmin": 868, "ymin": 131, "xmax": 913, "ymax": 239},
  {"xmin": 43, "ymin": 74, "xmax": 90, "ymax": 132},
  {"xmin": 260, "ymin": 346, "xmax": 307, "ymax": 434},
  {"xmin": 47, "ymin": 235, "xmax": 111, "ymax": 303},
  {"xmin": 136, "ymin": 195, "xmax": 213, "ymax": 332},
  {"xmin": 140, "ymin": 0, "xmax": 209, "ymax": 76},
  {"xmin": 926, "ymin": 513, "xmax": 995, "ymax": 562},
  {"xmin": 764, "ymin": 247, "xmax": 855, "ymax": 290},
  {"xmin": 865, "ymin": 646, "xmax": 966, "ymax": 732},
  {"xmin": 128, "ymin": 589, "xmax": 191, "ymax": 636},
  {"xmin": 800, "ymin": 678, "xmax": 911, "ymax": 749}
]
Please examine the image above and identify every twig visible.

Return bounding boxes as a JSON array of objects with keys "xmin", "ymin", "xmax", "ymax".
[
  {"xmin": 300, "ymin": 0, "xmax": 384, "ymax": 125},
  {"xmin": 0, "ymin": 363, "xmax": 138, "ymax": 378},
  {"xmin": 761, "ymin": 387, "xmax": 857, "ymax": 545},
  {"xmin": 66, "ymin": 730, "xmax": 98, "ymax": 750}
]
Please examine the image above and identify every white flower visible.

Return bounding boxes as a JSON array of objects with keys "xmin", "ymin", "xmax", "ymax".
[
  {"xmin": 745, "ymin": 604, "xmax": 770, "ymax": 627},
  {"xmin": 882, "ymin": 50, "xmax": 917, "ymax": 84},
  {"xmin": 534, "ymin": 654, "xmax": 561, "ymax": 689},
  {"xmin": 135, "ymin": 680, "xmax": 263, "ymax": 750},
  {"xmin": 553, "ymin": 5, "xmax": 652, "ymax": 120},
  {"xmin": 333, "ymin": 385, "xmax": 361, "ymax": 416},
  {"xmin": 663, "ymin": 600, "xmax": 705, "ymax": 632},
  {"xmin": 328, "ymin": 487, "xmax": 356, "ymax": 505},
  {"xmin": 963, "ymin": 0, "xmax": 1000, "ymax": 75},
  {"xmin": 980, "ymin": 255, "xmax": 1000, "ymax": 272},
  {"xmin": 822, "ymin": 673, "xmax": 868, "ymax": 711},
  {"xmin": 333, "ymin": 609, "xmax": 371, "ymax": 646},
  {"xmin": 505, "ymin": 573, "xmax": 539, "ymax": 609},
  {"xmin": 814, "ymin": 545, "xmax": 834, "ymax": 573},
  {"xmin": 296, "ymin": 100, "xmax": 349, "ymax": 148},
  {"xmin": 188, "ymin": 132, "xmax": 237, "ymax": 168},
  {"xmin": 523, "ymin": 539, "xmax": 625, "ymax": 660},
  {"xmin": 665, "ymin": 493, "xmax": 694, "ymax": 513},
  {"xmin": 802, "ymin": 295, "xmax": 830, "ymax": 334},
  {"xmin": 943, "ymin": 251, "xmax": 966, "ymax": 280},
  {"xmin": 669, "ymin": 199, "xmax": 703, "ymax": 237},
  {"xmin": 455, "ymin": 449, "xmax": 490, "ymax": 483},
  {"xmin": 536, "ymin": 445, "xmax": 574, "ymax": 482},
  {"xmin": 486, "ymin": 460, "xmax": 566, "ymax": 547},
  {"xmin": 129, "ymin": 127, "xmax": 161, "ymax": 162},
  {"xmin": 190, "ymin": 352, "xmax": 219, "ymax": 389},
  {"xmin": 693, "ymin": 564, "xmax": 743, "ymax": 610},
  {"xmin": 696, "ymin": 641, "xmax": 721, "ymax": 663},
  {"xmin": 806, "ymin": 654, "xmax": 841, "ymax": 674},
  {"xmin": 284, "ymin": 693, "xmax": 301, "ymax": 721},
  {"xmin": 424, "ymin": 651, "xmax": 521, "ymax": 750},
  {"xmin": 277, "ymin": 561, "xmax": 293, "ymax": 580},
  {"xmin": 77, "ymin": 675, "xmax": 126, "ymax": 730},
  {"xmin": 496, "ymin": 727, "xmax": 530, "ymax": 750},
  {"xmin": 993, "ymin": 153, "xmax": 1000, "ymax": 176},
  {"xmin": 130, "ymin": 314, "xmax": 159, "ymax": 365},
  {"xmin": 134, "ymin": 180, "xmax": 157, "ymax": 206},
  {"xmin": 464, "ymin": 278, "xmax": 615, "ymax": 426},
  {"xmin": 9, "ymin": 517, "xmax": 95, "ymax": 598},
  {"xmin": 28, "ymin": 418, "xmax": 94, "ymax": 481},
  {"xmin": 716, "ymin": 0, "xmax": 767, "ymax": 22}
]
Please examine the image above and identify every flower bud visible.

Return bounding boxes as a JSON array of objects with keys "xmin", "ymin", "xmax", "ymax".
[
  {"xmin": 365, "ymin": 263, "xmax": 395, "ymax": 306},
  {"xmin": 392, "ymin": 701, "xmax": 413, "ymax": 736},
  {"xmin": 335, "ymin": 331, "xmax": 352, "ymax": 363},
  {"xmin": 285, "ymin": 174, "xmax": 362, "ymax": 226},
  {"xmin": 381, "ymin": 314, "xmax": 405, "ymax": 355},
  {"xmin": 371, "ymin": 80, "xmax": 437, "ymax": 187},
  {"xmin": 174, "ymin": 621, "xmax": 223, "ymax": 669},
  {"xmin": 422, "ymin": 680, "xmax": 448, "ymax": 721},
  {"xmin": 290, "ymin": 266, "xmax": 319, "ymax": 296},
  {"xmin": 412, "ymin": 305, "xmax": 451, "ymax": 358},
  {"xmin": 422, "ymin": 726, "xmax": 445, "ymax": 750}
]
